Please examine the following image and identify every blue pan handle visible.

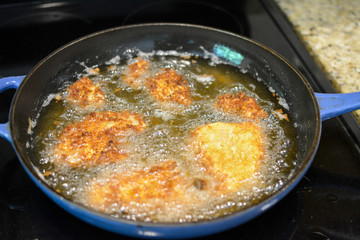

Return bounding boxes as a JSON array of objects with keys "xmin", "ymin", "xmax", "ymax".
[
  {"xmin": 0, "ymin": 76, "xmax": 25, "ymax": 142},
  {"xmin": 315, "ymin": 92, "xmax": 360, "ymax": 121},
  {"xmin": 0, "ymin": 75, "xmax": 359, "ymax": 141}
]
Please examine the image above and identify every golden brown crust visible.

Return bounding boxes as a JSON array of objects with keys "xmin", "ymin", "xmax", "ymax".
[
  {"xmin": 145, "ymin": 68, "xmax": 192, "ymax": 106},
  {"xmin": 84, "ymin": 160, "xmax": 191, "ymax": 214},
  {"xmin": 189, "ymin": 122, "xmax": 265, "ymax": 192},
  {"xmin": 122, "ymin": 57, "xmax": 150, "ymax": 88},
  {"xmin": 66, "ymin": 76, "xmax": 106, "ymax": 109},
  {"xmin": 54, "ymin": 111, "xmax": 146, "ymax": 168},
  {"xmin": 216, "ymin": 92, "xmax": 268, "ymax": 120}
]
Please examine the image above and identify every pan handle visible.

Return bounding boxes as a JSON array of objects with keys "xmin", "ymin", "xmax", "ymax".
[
  {"xmin": 315, "ymin": 92, "xmax": 360, "ymax": 121},
  {"xmin": 0, "ymin": 76, "xmax": 25, "ymax": 142}
]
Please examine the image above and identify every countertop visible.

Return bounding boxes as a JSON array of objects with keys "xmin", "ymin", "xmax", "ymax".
[{"xmin": 275, "ymin": 0, "xmax": 360, "ymax": 122}]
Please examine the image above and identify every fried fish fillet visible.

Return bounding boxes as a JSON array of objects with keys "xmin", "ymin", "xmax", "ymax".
[
  {"xmin": 146, "ymin": 68, "xmax": 192, "ymax": 106},
  {"xmin": 216, "ymin": 92, "xmax": 268, "ymax": 120},
  {"xmin": 190, "ymin": 122, "xmax": 265, "ymax": 192},
  {"xmin": 66, "ymin": 76, "xmax": 106, "ymax": 110},
  {"xmin": 54, "ymin": 111, "xmax": 146, "ymax": 168},
  {"xmin": 122, "ymin": 57, "xmax": 150, "ymax": 89},
  {"xmin": 84, "ymin": 160, "xmax": 194, "ymax": 220}
]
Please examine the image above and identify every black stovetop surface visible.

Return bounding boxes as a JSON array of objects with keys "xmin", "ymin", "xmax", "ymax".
[{"xmin": 1, "ymin": 1, "xmax": 360, "ymax": 239}]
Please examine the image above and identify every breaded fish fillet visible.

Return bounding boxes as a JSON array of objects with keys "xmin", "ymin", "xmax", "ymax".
[
  {"xmin": 84, "ymin": 160, "xmax": 194, "ymax": 220},
  {"xmin": 216, "ymin": 92, "xmax": 268, "ymax": 120},
  {"xmin": 146, "ymin": 68, "xmax": 192, "ymax": 106},
  {"xmin": 190, "ymin": 122, "xmax": 265, "ymax": 192},
  {"xmin": 54, "ymin": 111, "xmax": 146, "ymax": 168},
  {"xmin": 122, "ymin": 57, "xmax": 150, "ymax": 89},
  {"xmin": 66, "ymin": 76, "xmax": 106, "ymax": 109}
]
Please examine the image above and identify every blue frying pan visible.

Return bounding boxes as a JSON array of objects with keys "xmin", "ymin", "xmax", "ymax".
[{"xmin": 0, "ymin": 24, "xmax": 359, "ymax": 239}]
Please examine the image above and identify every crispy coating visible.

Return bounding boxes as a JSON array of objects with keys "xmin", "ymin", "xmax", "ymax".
[
  {"xmin": 54, "ymin": 111, "xmax": 146, "ymax": 168},
  {"xmin": 216, "ymin": 92, "xmax": 268, "ymax": 120},
  {"xmin": 146, "ymin": 68, "xmax": 192, "ymax": 106},
  {"xmin": 122, "ymin": 57, "xmax": 150, "ymax": 88},
  {"xmin": 190, "ymin": 122, "xmax": 265, "ymax": 192},
  {"xmin": 84, "ymin": 160, "xmax": 192, "ymax": 218},
  {"xmin": 66, "ymin": 76, "xmax": 106, "ymax": 109}
]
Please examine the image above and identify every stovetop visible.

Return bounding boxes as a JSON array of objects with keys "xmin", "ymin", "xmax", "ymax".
[{"xmin": 1, "ymin": 0, "xmax": 360, "ymax": 239}]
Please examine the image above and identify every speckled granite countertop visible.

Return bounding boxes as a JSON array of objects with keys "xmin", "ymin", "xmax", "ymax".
[{"xmin": 275, "ymin": 0, "xmax": 360, "ymax": 121}]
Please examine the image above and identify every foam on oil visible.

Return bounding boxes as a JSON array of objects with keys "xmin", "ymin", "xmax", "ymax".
[{"xmin": 34, "ymin": 53, "xmax": 298, "ymax": 223}]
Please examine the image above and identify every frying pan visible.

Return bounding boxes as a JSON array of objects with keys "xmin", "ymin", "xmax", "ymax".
[{"xmin": 1, "ymin": 23, "xmax": 360, "ymax": 239}]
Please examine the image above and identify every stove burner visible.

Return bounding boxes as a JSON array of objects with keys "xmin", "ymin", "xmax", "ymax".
[
  {"xmin": 123, "ymin": 1, "xmax": 247, "ymax": 35},
  {"xmin": 0, "ymin": 13, "xmax": 93, "ymax": 75},
  {"xmin": 0, "ymin": 11, "xmax": 91, "ymax": 29}
]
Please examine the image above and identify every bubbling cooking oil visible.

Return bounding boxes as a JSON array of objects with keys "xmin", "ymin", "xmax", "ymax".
[{"xmin": 35, "ymin": 53, "xmax": 298, "ymax": 223}]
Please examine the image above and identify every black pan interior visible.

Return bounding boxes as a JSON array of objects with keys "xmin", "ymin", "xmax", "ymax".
[{"xmin": 10, "ymin": 23, "xmax": 320, "ymax": 201}]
